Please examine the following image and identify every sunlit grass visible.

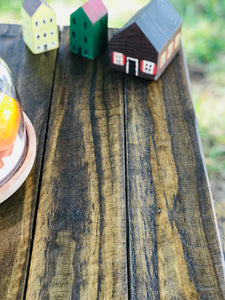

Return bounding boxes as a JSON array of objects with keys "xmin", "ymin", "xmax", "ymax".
[{"xmin": 193, "ymin": 83, "xmax": 225, "ymax": 174}]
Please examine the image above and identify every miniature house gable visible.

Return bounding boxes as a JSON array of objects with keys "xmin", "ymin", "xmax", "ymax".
[
  {"xmin": 21, "ymin": 0, "xmax": 59, "ymax": 54},
  {"xmin": 70, "ymin": 0, "xmax": 108, "ymax": 59},
  {"xmin": 109, "ymin": 0, "xmax": 182, "ymax": 80},
  {"xmin": 82, "ymin": 0, "xmax": 108, "ymax": 24}
]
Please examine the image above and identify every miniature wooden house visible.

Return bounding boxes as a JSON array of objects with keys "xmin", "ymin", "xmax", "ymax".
[
  {"xmin": 21, "ymin": 0, "xmax": 59, "ymax": 54},
  {"xmin": 109, "ymin": 0, "xmax": 182, "ymax": 80},
  {"xmin": 70, "ymin": 0, "xmax": 108, "ymax": 59}
]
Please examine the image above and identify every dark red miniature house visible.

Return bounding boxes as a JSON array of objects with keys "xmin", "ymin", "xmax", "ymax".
[{"xmin": 109, "ymin": 0, "xmax": 182, "ymax": 80}]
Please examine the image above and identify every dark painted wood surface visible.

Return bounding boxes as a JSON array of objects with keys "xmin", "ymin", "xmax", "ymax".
[
  {"xmin": 0, "ymin": 25, "xmax": 224, "ymax": 299},
  {"xmin": 0, "ymin": 24, "xmax": 57, "ymax": 299}
]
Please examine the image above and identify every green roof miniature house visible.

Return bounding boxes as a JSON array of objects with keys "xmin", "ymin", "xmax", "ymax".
[
  {"xmin": 70, "ymin": 0, "xmax": 108, "ymax": 59},
  {"xmin": 21, "ymin": 0, "xmax": 59, "ymax": 54}
]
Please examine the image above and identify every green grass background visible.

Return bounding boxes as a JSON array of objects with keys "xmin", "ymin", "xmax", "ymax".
[{"xmin": 0, "ymin": 0, "xmax": 225, "ymax": 183}]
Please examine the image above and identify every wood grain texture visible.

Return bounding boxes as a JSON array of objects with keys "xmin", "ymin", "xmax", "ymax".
[
  {"xmin": 25, "ymin": 27, "xmax": 128, "ymax": 299},
  {"xmin": 0, "ymin": 25, "xmax": 225, "ymax": 300},
  {"xmin": 0, "ymin": 24, "xmax": 57, "ymax": 299},
  {"xmin": 125, "ymin": 48, "xmax": 225, "ymax": 299}
]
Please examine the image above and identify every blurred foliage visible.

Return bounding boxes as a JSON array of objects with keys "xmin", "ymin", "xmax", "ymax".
[
  {"xmin": 171, "ymin": 0, "xmax": 225, "ymax": 66},
  {"xmin": 171, "ymin": 0, "xmax": 225, "ymax": 177},
  {"xmin": 0, "ymin": 0, "xmax": 224, "ymax": 177},
  {"xmin": 195, "ymin": 91, "xmax": 225, "ymax": 174}
]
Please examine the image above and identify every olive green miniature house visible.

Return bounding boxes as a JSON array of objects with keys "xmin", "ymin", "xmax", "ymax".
[
  {"xmin": 70, "ymin": 0, "xmax": 108, "ymax": 59},
  {"xmin": 21, "ymin": 0, "xmax": 59, "ymax": 54}
]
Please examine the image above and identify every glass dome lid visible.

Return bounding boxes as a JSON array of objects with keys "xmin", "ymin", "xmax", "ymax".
[{"xmin": 0, "ymin": 58, "xmax": 27, "ymax": 186}]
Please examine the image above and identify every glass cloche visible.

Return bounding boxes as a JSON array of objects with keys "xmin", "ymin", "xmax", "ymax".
[{"xmin": 0, "ymin": 58, "xmax": 27, "ymax": 186}]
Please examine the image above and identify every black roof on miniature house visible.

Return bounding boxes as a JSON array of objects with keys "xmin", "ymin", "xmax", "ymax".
[
  {"xmin": 115, "ymin": 0, "xmax": 182, "ymax": 52},
  {"xmin": 22, "ymin": 0, "xmax": 51, "ymax": 16}
]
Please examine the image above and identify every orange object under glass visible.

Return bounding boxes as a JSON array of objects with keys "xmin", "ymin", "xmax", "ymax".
[{"xmin": 0, "ymin": 58, "xmax": 27, "ymax": 186}]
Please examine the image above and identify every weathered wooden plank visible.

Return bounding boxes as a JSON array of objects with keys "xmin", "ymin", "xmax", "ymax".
[
  {"xmin": 25, "ymin": 27, "xmax": 128, "ymax": 299},
  {"xmin": 1, "ymin": 25, "xmax": 224, "ymax": 299},
  {"xmin": 0, "ymin": 24, "xmax": 57, "ymax": 299},
  {"xmin": 125, "ymin": 48, "xmax": 225, "ymax": 299}
]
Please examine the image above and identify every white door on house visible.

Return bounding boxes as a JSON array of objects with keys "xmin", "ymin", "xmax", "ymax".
[{"xmin": 126, "ymin": 57, "xmax": 139, "ymax": 76}]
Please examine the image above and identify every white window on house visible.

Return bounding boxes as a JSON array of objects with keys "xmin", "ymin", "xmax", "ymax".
[
  {"xmin": 43, "ymin": 19, "xmax": 46, "ymax": 24},
  {"xmin": 159, "ymin": 51, "xmax": 166, "ymax": 68},
  {"xmin": 44, "ymin": 44, "xmax": 48, "ymax": 51},
  {"xmin": 141, "ymin": 60, "xmax": 156, "ymax": 75},
  {"xmin": 167, "ymin": 42, "xmax": 174, "ymax": 59},
  {"xmin": 112, "ymin": 51, "xmax": 125, "ymax": 66},
  {"xmin": 52, "ymin": 41, "xmax": 55, "ymax": 47},
  {"xmin": 44, "ymin": 33, "xmax": 47, "ymax": 38},
  {"xmin": 36, "ymin": 34, "xmax": 40, "ymax": 39},
  {"xmin": 35, "ymin": 21, "xmax": 39, "ymax": 27},
  {"xmin": 37, "ymin": 45, "xmax": 41, "ymax": 51},
  {"xmin": 174, "ymin": 32, "xmax": 181, "ymax": 48},
  {"xmin": 50, "ymin": 17, "xmax": 53, "ymax": 23},
  {"xmin": 51, "ymin": 31, "xmax": 54, "ymax": 36}
]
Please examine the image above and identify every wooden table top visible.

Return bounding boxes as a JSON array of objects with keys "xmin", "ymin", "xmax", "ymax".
[{"xmin": 0, "ymin": 24, "xmax": 224, "ymax": 299}]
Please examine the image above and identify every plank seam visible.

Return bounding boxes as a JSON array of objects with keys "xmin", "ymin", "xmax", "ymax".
[
  {"xmin": 123, "ymin": 74, "xmax": 133, "ymax": 300},
  {"xmin": 22, "ymin": 35, "xmax": 60, "ymax": 300}
]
